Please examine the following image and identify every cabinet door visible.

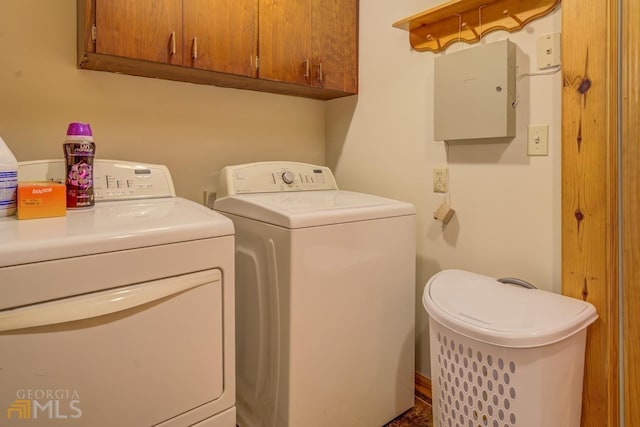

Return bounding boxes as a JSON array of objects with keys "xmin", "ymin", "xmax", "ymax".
[
  {"xmin": 312, "ymin": 0, "xmax": 358, "ymax": 93},
  {"xmin": 183, "ymin": 0, "xmax": 258, "ymax": 77},
  {"xmin": 95, "ymin": 0, "xmax": 183, "ymax": 65},
  {"xmin": 258, "ymin": 0, "xmax": 312, "ymax": 85}
]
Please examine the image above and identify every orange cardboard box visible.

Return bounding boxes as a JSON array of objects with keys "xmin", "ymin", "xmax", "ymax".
[{"xmin": 17, "ymin": 182, "xmax": 66, "ymax": 220}]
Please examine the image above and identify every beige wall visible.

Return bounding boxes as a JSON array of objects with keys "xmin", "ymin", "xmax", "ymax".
[
  {"xmin": 0, "ymin": 1, "xmax": 325, "ymax": 203},
  {"xmin": 328, "ymin": 2, "xmax": 562, "ymax": 376}
]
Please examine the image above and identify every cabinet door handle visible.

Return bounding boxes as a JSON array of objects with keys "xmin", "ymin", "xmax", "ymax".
[
  {"xmin": 317, "ymin": 63, "xmax": 323, "ymax": 82},
  {"xmin": 169, "ymin": 31, "xmax": 176, "ymax": 55},
  {"xmin": 304, "ymin": 59, "xmax": 310, "ymax": 79},
  {"xmin": 192, "ymin": 37, "xmax": 198, "ymax": 59}
]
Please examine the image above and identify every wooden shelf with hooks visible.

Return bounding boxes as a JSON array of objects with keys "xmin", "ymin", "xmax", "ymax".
[{"xmin": 392, "ymin": 0, "xmax": 560, "ymax": 53}]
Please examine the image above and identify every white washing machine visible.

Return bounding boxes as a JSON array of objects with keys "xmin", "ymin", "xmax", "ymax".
[
  {"xmin": 213, "ymin": 161, "xmax": 416, "ymax": 427},
  {"xmin": 0, "ymin": 159, "xmax": 235, "ymax": 427}
]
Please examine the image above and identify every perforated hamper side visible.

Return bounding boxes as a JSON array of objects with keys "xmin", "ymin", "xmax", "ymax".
[{"xmin": 428, "ymin": 318, "xmax": 588, "ymax": 427}]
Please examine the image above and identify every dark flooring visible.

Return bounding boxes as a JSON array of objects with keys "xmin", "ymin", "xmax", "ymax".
[
  {"xmin": 384, "ymin": 397, "xmax": 433, "ymax": 427},
  {"xmin": 236, "ymin": 397, "xmax": 433, "ymax": 427}
]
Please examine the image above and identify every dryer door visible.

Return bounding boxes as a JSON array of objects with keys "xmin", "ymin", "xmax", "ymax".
[{"xmin": 0, "ymin": 269, "xmax": 224, "ymax": 426}]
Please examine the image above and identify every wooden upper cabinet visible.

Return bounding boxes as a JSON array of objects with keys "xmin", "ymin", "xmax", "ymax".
[
  {"xmin": 258, "ymin": 0, "xmax": 312, "ymax": 86},
  {"xmin": 183, "ymin": 0, "xmax": 258, "ymax": 77},
  {"xmin": 312, "ymin": 0, "xmax": 358, "ymax": 93},
  {"xmin": 258, "ymin": 0, "xmax": 358, "ymax": 94},
  {"xmin": 78, "ymin": 0, "xmax": 358, "ymax": 99},
  {"xmin": 95, "ymin": 0, "xmax": 183, "ymax": 65}
]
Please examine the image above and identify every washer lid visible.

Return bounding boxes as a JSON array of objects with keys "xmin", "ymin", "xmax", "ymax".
[
  {"xmin": 423, "ymin": 269, "xmax": 597, "ymax": 348},
  {"xmin": 0, "ymin": 197, "xmax": 234, "ymax": 267},
  {"xmin": 214, "ymin": 190, "xmax": 415, "ymax": 228}
]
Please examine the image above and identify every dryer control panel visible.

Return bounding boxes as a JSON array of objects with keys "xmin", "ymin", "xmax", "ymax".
[
  {"xmin": 217, "ymin": 161, "xmax": 338, "ymax": 197},
  {"xmin": 18, "ymin": 159, "xmax": 176, "ymax": 201}
]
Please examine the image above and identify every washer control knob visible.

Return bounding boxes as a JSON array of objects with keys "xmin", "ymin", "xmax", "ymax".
[{"xmin": 282, "ymin": 170, "xmax": 295, "ymax": 184}]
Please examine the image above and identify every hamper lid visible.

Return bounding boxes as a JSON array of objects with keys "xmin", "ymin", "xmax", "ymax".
[{"xmin": 423, "ymin": 269, "xmax": 598, "ymax": 348}]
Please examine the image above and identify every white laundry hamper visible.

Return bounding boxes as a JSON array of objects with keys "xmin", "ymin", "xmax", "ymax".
[{"xmin": 423, "ymin": 270, "xmax": 597, "ymax": 427}]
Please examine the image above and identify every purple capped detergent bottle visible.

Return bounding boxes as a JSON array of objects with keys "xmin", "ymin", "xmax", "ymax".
[{"xmin": 63, "ymin": 123, "xmax": 96, "ymax": 208}]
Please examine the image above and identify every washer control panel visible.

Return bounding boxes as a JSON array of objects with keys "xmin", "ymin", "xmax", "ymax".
[
  {"xmin": 217, "ymin": 161, "xmax": 338, "ymax": 197},
  {"xmin": 18, "ymin": 159, "xmax": 175, "ymax": 201}
]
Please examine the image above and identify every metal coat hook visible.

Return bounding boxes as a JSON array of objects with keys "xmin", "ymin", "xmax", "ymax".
[
  {"xmin": 467, "ymin": 23, "xmax": 480, "ymax": 40},
  {"xmin": 478, "ymin": 5, "xmax": 487, "ymax": 40},
  {"xmin": 503, "ymin": 9, "xmax": 524, "ymax": 25}
]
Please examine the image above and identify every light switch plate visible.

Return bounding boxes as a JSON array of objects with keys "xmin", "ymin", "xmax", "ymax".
[{"xmin": 528, "ymin": 125, "xmax": 549, "ymax": 156}]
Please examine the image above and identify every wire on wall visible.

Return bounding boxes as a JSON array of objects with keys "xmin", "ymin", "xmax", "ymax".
[{"xmin": 512, "ymin": 65, "xmax": 562, "ymax": 108}]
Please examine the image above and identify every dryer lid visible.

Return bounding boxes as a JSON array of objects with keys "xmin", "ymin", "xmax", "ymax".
[
  {"xmin": 214, "ymin": 190, "xmax": 415, "ymax": 228},
  {"xmin": 0, "ymin": 197, "xmax": 234, "ymax": 267},
  {"xmin": 423, "ymin": 269, "xmax": 598, "ymax": 348}
]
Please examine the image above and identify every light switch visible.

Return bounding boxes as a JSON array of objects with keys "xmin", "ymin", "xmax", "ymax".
[
  {"xmin": 537, "ymin": 33, "xmax": 561, "ymax": 69},
  {"xmin": 528, "ymin": 125, "xmax": 549, "ymax": 156}
]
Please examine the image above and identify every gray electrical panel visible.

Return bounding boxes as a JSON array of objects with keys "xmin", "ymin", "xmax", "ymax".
[{"xmin": 434, "ymin": 39, "xmax": 516, "ymax": 141}]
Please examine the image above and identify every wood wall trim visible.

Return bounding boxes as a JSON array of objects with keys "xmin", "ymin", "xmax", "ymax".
[
  {"xmin": 561, "ymin": 1, "xmax": 619, "ymax": 426},
  {"xmin": 622, "ymin": 0, "xmax": 640, "ymax": 424},
  {"xmin": 415, "ymin": 371, "xmax": 432, "ymax": 404}
]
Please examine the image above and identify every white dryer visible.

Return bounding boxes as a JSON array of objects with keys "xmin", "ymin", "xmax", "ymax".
[
  {"xmin": 214, "ymin": 161, "xmax": 416, "ymax": 427},
  {"xmin": 0, "ymin": 160, "xmax": 235, "ymax": 427}
]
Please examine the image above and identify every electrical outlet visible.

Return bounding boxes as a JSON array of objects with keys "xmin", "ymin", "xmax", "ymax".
[
  {"xmin": 433, "ymin": 168, "xmax": 448, "ymax": 193},
  {"xmin": 202, "ymin": 190, "xmax": 216, "ymax": 208}
]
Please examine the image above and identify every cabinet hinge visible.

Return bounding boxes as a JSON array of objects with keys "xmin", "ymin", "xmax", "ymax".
[{"xmin": 91, "ymin": 24, "xmax": 97, "ymax": 44}]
